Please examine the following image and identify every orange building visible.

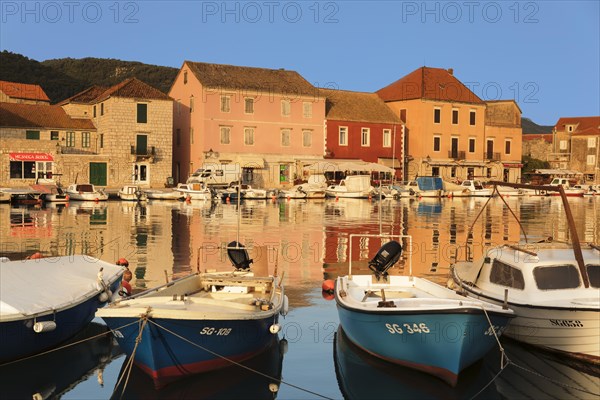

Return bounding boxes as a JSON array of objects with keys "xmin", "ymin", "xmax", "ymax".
[{"xmin": 377, "ymin": 67, "xmax": 522, "ymax": 183}]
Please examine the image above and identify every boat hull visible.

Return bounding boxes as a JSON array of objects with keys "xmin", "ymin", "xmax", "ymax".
[
  {"xmin": 103, "ymin": 315, "xmax": 279, "ymax": 388},
  {"xmin": 336, "ymin": 302, "xmax": 511, "ymax": 386},
  {"xmin": 0, "ymin": 279, "xmax": 120, "ymax": 362}
]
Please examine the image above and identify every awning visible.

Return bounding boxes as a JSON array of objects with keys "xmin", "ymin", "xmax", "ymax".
[
  {"xmin": 378, "ymin": 158, "xmax": 402, "ymax": 169},
  {"xmin": 9, "ymin": 152, "xmax": 54, "ymax": 162},
  {"xmin": 304, "ymin": 160, "xmax": 394, "ymax": 174},
  {"xmin": 236, "ymin": 156, "xmax": 265, "ymax": 169},
  {"xmin": 503, "ymin": 163, "xmax": 523, "ymax": 168}
]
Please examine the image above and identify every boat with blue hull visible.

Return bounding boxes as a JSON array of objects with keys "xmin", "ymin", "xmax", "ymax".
[
  {"xmin": 335, "ymin": 235, "xmax": 514, "ymax": 386},
  {"xmin": 96, "ymin": 242, "xmax": 287, "ymax": 388},
  {"xmin": 0, "ymin": 255, "xmax": 125, "ymax": 363}
]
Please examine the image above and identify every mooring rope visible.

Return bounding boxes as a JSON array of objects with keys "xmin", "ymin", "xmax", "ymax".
[
  {"xmin": 148, "ymin": 319, "xmax": 335, "ymax": 400},
  {"xmin": 509, "ymin": 359, "xmax": 600, "ymax": 395},
  {"xmin": 0, "ymin": 319, "xmax": 141, "ymax": 368},
  {"xmin": 112, "ymin": 314, "xmax": 149, "ymax": 399}
]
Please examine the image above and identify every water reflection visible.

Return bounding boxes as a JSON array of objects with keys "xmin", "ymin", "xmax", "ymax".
[
  {"xmin": 112, "ymin": 336, "xmax": 286, "ymax": 400},
  {"xmin": 0, "ymin": 323, "xmax": 120, "ymax": 399}
]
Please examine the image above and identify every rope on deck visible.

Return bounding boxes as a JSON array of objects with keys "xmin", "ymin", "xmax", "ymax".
[{"xmin": 149, "ymin": 319, "xmax": 335, "ymax": 400}]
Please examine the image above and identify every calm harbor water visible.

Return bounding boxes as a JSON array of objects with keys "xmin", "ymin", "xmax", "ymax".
[{"xmin": 1, "ymin": 196, "xmax": 599, "ymax": 399}]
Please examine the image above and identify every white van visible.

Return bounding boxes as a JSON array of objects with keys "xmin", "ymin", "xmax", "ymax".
[{"xmin": 186, "ymin": 163, "xmax": 241, "ymax": 187}]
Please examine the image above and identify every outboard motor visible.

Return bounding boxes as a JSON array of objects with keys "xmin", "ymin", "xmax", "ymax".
[
  {"xmin": 368, "ymin": 241, "xmax": 402, "ymax": 281},
  {"xmin": 227, "ymin": 241, "xmax": 253, "ymax": 271}
]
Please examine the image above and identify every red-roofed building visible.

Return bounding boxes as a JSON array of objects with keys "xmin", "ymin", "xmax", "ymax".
[
  {"xmin": 550, "ymin": 116, "xmax": 600, "ymax": 183},
  {"xmin": 0, "ymin": 80, "xmax": 50, "ymax": 104},
  {"xmin": 377, "ymin": 67, "xmax": 522, "ymax": 183}
]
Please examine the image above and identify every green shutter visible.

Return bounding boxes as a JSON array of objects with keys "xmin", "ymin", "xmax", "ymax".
[{"xmin": 26, "ymin": 130, "xmax": 40, "ymax": 140}]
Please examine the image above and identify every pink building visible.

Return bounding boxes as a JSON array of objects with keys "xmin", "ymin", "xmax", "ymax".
[{"xmin": 169, "ymin": 61, "xmax": 326, "ymax": 187}]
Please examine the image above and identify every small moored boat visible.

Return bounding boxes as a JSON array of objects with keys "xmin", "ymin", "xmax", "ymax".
[
  {"xmin": 325, "ymin": 175, "xmax": 374, "ymax": 199},
  {"xmin": 335, "ymin": 235, "xmax": 514, "ymax": 386},
  {"xmin": 96, "ymin": 242, "xmax": 287, "ymax": 388},
  {"xmin": 65, "ymin": 183, "xmax": 108, "ymax": 201},
  {"xmin": 144, "ymin": 189, "xmax": 185, "ymax": 200},
  {"xmin": 118, "ymin": 185, "xmax": 148, "ymax": 202},
  {"xmin": 175, "ymin": 182, "xmax": 213, "ymax": 200}
]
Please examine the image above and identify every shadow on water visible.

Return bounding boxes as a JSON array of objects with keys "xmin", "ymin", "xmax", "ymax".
[
  {"xmin": 111, "ymin": 336, "xmax": 286, "ymax": 400},
  {"xmin": 0, "ymin": 322, "xmax": 121, "ymax": 399}
]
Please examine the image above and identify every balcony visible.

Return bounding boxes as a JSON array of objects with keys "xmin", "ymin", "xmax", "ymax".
[
  {"xmin": 448, "ymin": 150, "xmax": 466, "ymax": 160},
  {"xmin": 131, "ymin": 145, "xmax": 156, "ymax": 162},
  {"xmin": 57, "ymin": 145, "xmax": 98, "ymax": 155},
  {"xmin": 485, "ymin": 152, "xmax": 501, "ymax": 161}
]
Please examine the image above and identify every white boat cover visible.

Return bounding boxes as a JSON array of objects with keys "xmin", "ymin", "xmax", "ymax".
[{"xmin": 0, "ymin": 255, "xmax": 125, "ymax": 321}]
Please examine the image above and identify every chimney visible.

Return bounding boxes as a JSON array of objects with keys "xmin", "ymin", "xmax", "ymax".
[{"xmin": 447, "ymin": 68, "xmax": 454, "ymax": 75}]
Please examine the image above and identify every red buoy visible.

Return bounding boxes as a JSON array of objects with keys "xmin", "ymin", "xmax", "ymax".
[
  {"xmin": 322, "ymin": 279, "xmax": 335, "ymax": 294},
  {"xmin": 27, "ymin": 252, "xmax": 44, "ymax": 260},
  {"xmin": 116, "ymin": 257, "xmax": 129, "ymax": 267}
]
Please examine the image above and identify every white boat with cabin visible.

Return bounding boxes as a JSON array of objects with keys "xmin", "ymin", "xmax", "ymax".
[
  {"xmin": 118, "ymin": 185, "xmax": 148, "ymax": 202},
  {"xmin": 175, "ymin": 183, "xmax": 213, "ymax": 201},
  {"xmin": 325, "ymin": 175, "xmax": 374, "ymax": 198},
  {"xmin": 65, "ymin": 184, "xmax": 108, "ymax": 201}
]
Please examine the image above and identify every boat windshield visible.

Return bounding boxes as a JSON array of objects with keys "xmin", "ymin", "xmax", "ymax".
[
  {"xmin": 587, "ymin": 264, "xmax": 600, "ymax": 288},
  {"xmin": 490, "ymin": 259, "xmax": 525, "ymax": 290},
  {"xmin": 533, "ymin": 265, "xmax": 581, "ymax": 290}
]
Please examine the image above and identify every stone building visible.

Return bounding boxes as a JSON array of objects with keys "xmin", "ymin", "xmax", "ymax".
[
  {"xmin": 550, "ymin": 116, "xmax": 600, "ymax": 183},
  {"xmin": 484, "ymin": 100, "xmax": 523, "ymax": 182},
  {"xmin": 522, "ymin": 134, "xmax": 553, "ymax": 161},
  {"xmin": 0, "ymin": 80, "xmax": 50, "ymax": 105}
]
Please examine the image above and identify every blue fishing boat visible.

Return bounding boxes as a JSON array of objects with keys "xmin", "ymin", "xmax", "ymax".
[
  {"xmin": 96, "ymin": 242, "xmax": 287, "ymax": 388},
  {"xmin": 0, "ymin": 255, "xmax": 125, "ymax": 363},
  {"xmin": 335, "ymin": 235, "xmax": 514, "ymax": 386}
]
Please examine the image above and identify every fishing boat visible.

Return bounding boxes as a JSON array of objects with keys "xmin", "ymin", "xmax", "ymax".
[
  {"xmin": 408, "ymin": 177, "xmax": 445, "ymax": 198},
  {"xmin": 175, "ymin": 182, "xmax": 213, "ymax": 200},
  {"xmin": 65, "ymin": 183, "xmax": 109, "ymax": 201},
  {"xmin": 447, "ymin": 180, "xmax": 493, "ymax": 197},
  {"xmin": 278, "ymin": 174, "xmax": 327, "ymax": 199},
  {"xmin": 335, "ymin": 234, "xmax": 515, "ymax": 386},
  {"xmin": 545, "ymin": 178, "xmax": 585, "ymax": 197},
  {"xmin": 451, "ymin": 181, "xmax": 600, "ymax": 363},
  {"xmin": 118, "ymin": 185, "xmax": 148, "ymax": 202},
  {"xmin": 144, "ymin": 188, "xmax": 185, "ymax": 200},
  {"xmin": 96, "ymin": 242, "xmax": 287, "ymax": 388},
  {"xmin": 0, "ymin": 255, "xmax": 125, "ymax": 363},
  {"xmin": 325, "ymin": 175, "xmax": 374, "ymax": 198},
  {"xmin": 219, "ymin": 183, "xmax": 267, "ymax": 201}
]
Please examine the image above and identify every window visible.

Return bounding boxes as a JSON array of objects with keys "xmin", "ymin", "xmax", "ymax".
[
  {"xmin": 433, "ymin": 108, "xmax": 441, "ymax": 124},
  {"xmin": 183, "ymin": 71, "xmax": 188, "ymax": 84},
  {"xmin": 568, "ymin": 126, "xmax": 573, "ymax": 132},
  {"xmin": 452, "ymin": 109, "xmax": 459, "ymax": 125},
  {"xmin": 303, "ymin": 102, "xmax": 312, "ymax": 118},
  {"xmin": 10, "ymin": 161, "xmax": 36, "ymax": 179},
  {"xmin": 220, "ymin": 96, "xmax": 230, "ymax": 112},
  {"xmin": 190, "ymin": 96, "xmax": 195, "ymax": 113},
  {"xmin": 100, "ymin": 134, "xmax": 104, "ymax": 148},
  {"xmin": 26, "ymin": 130, "xmax": 40, "ymax": 140},
  {"xmin": 487, "ymin": 168, "xmax": 492, "ymax": 178},
  {"xmin": 281, "ymin": 100, "xmax": 291, "ymax": 116},
  {"xmin": 220, "ymin": 126, "xmax": 231, "ymax": 144},
  {"xmin": 281, "ymin": 129, "xmax": 291, "ymax": 146},
  {"xmin": 93, "ymin": 105, "xmax": 96, "ymax": 117},
  {"xmin": 361, "ymin": 128, "xmax": 370, "ymax": 146},
  {"xmin": 505, "ymin": 140, "xmax": 511, "ymax": 155},
  {"xmin": 51, "ymin": 131, "xmax": 59, "ymax": 140},
  {"xmin": 559, "ymin": 140, "xmax": 568, "ymax": 150},
  {"xmin": 245, "ymin": 98, "xmax": 254, "ymax": 114},
  {"xmin": 588, "ymin": 264, "xmax": 600, "ymax": 288},
  {"xmin": 587, "ymin": 155, "xmax": 596, "ymax": 165},
  {"xmin": 339, "ymin": 127, "xmax": 348, "ymax": 146},
  {"xmin": 137, "ymin": 103, "xmax": 148, "ymax": 123},
  {"xmin": 190, "ymin": 127, "xmax": 194, "ymax": 144},
  {"xmin": 82, "ymin": 132, "xmax": 90, "ymax": 148},
  {"xmin": 469, "ymin": 110, "xmax": 476, "ymax": 125},
  {"xmin": 303, "ymin": 130, "xmax": 312, "ymax": 147},
  {"xmin": 490, "ymin": 259, "xmax": 525, "ymax": 289},
  {"xmin": 383, "ymin": 129, "xmax": 391, "ymax": 147},
  {"xmin": 244, "ymin": 127, "xmax": 254, "ymax": 145},
  {"xmin": 588, "ymin": 137, "xmax": 597, "ymax": 148},
  {"xmin": 431, "ymin": 167, "xmax": 440, "ymax": 176},
  {"xmin": 534, "ymin": 265, "xmax": 580, "ymax": 290},
  {"xmin": 100, "ymin": 103, "xmax": 104, "ymax": 116},
  {"xmin": 66, "ymin": 131, "xmax": 75, "ymax": 147},
  {"xmin": 469, "ymin": 138, "xmax": 476, "ymax": 153},
  {"xmin": 433, "ymin": 136, "xmax": 441, "ymax": 152},
  {"xmin": 451, "ymin": 166, "xmax": 457, "ymax": 178}
]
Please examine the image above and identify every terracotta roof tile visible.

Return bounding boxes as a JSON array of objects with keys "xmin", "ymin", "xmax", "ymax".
[
  {"xmin": 554, "ymin": 116, "xmax": 600, "ymax": 136},
  {"xmin": 0, "ymin": 80, "xmax": 50, "ymax": 102},
  {"xmin": 0, "ymin": 102, "xmax": 95, "ymax": 130},
  {"xmin": 320, "ymin": 88, "xmax": 401, "ymax": 124},
  {"xmin": 185, "ymin": 61, "xmax": 317, "ymax": 97},
  {"xmin": 95, "ymin": 78, "xmax": 171, "ymax": 102},
  {"xmin": 376, "ymin": 67, "xmax": 484, "ymax": 104},
  {"xmin": 57, "ymin": 85, "xmax": 107, "ymax": 105}
]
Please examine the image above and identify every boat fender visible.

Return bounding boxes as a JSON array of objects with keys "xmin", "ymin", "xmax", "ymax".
[
  {"xmin": 32, "ymin": 384, "xmax": 56, "ymax": 400},
  {"xmin": 280, "ymin": 295, "xmax": 289, "ymax": 316},
  {"xmin": 279, "ymin": 338, "xmax": 288, "ymax": 354},
  {"xmin": 116, "ymin": 258, "xmax": 129, "ymax": 267},
  {"xmin": 98, "ymin": 290, "xmax": 112, "ymax": 303},
  {"xmin": 322, "ymin": 279, "xmax": 335, "ymax": 294},
  {"xmin": 269, "ymin": 383, "xmax": 279, "ymax": 393},
  {"xmin": 269, "ymin": 324, "xmax": 281, "ymax": 334},
  {"xmin": 33, "ymin": 321, "xmax": 57, "ymax": 333}
]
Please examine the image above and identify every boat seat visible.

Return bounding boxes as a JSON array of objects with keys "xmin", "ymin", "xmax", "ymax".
[
  {"xmin": 368, "ymin": 241, "xmax": 402, "ymax": 281},
  {"xmin": 227, "ymin": 241, "xmax": 254, "ymax": 271}
]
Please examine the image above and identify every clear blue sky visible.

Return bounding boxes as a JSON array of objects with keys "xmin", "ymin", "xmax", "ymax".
[{"xmin": 1, "ymin": 0, "xmax": 598, "ymax": 125}]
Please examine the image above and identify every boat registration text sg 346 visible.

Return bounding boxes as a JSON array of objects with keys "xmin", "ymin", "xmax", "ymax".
[{"xmin": 385, "ymin": 323, "xmax": 431, "ymax": 334}]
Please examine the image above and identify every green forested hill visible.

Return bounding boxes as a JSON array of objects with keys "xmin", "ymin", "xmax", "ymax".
[{"xmin": 0, "ymin": 51, "xmax": 178, "ymax": 103}]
